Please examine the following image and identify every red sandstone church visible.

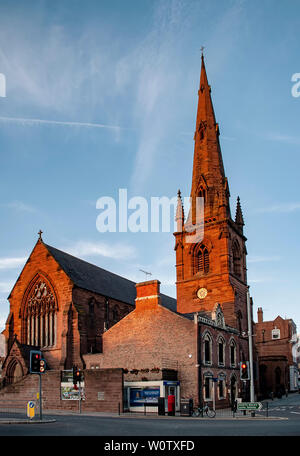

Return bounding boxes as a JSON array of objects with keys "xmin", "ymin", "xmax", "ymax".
[{"xmin": 0, "ymin": 56, "xmax": 261, "ymax": 413}]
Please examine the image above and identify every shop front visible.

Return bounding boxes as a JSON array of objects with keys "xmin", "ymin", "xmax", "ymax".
[{"xmin": 124, "ymin": 380, "xmax": 180, "ymax": 413}]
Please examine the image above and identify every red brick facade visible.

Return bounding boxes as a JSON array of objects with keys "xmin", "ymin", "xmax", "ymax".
[
  {"xmin": 84, "ymin": 280, "xmax": 198, "ymax": 403},
  {"xmin": 254, "ymin": 308, "xmax": 298, "ymax": 397},
  {"xmin": 174, "ymin": 56, "xmax": 249, "ymax": 336},
  {"xmin": 0, "ymin": 367, "xmax": 123, "ymax": 413},
  {"xmin": 1, "ymin": 240, "xmax": 133, "ymax": 380},
  {"xmin": 0, "ymin": 55, "xmax": 261, "ymax": 412},
  {"xmin": 83, "ymin": 280, "xmax": 246, "ymax": 409}
]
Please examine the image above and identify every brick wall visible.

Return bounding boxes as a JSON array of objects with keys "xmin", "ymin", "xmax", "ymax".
[
  {"xmin": 72, "ymin": 287, "xmax": 133, "ymax": 356},
  {"xmin": 0, "ymin": 368, "xmax": 123, "ymax": 413},
  {"xmin": 83, "ymin": 281, "xmax": 198, "ymax": 403}
]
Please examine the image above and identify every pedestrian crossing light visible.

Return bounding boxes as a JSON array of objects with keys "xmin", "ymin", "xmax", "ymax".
[
  {"xmin": 39, "ymin": 359, "xmax": 46, "ymax": 373},
  {"xmin": 30, "ymin": 350, "xmax": 42, "ymax": 374},
  {"xmin": 240, "ymin": 361, "xmax": 250, "ymax": 380}
]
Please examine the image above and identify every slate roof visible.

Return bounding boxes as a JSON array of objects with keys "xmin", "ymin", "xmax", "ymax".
[{"xmin": 44, "ymin": 243, "xmax": 178, "ymax": 313}]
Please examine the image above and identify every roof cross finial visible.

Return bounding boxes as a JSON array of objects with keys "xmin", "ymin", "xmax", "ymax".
[
  {"xmin": 38, "ymin": 229, "xmax": 43, "ymax": 241},
  {"xmin": 200, "ymin": 46, "xmax": 205, "ymax": 56}
]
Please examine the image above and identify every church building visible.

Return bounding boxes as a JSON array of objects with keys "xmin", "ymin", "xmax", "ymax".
[{"xmin": 0, "ymin": 55, "xmax": 254, "ymax": 413}]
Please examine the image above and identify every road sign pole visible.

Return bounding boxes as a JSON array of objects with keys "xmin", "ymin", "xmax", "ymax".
[
  {"xmin": 39, "ymin": 373, "xmax": 43, "ymax": 421},
  {"xmin": 79, "ymin": 382, "xmax": 81, "ymax": 414}
]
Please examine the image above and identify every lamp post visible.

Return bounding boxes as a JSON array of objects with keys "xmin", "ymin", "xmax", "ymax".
[{"xmin": 246, "ymin": 289, "xmax": 255, "ymax": 414}]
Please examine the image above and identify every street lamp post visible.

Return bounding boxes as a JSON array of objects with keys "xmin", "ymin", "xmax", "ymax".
[{"xmin": 246, "ymin": 289, "xmax": 255, "ymax": 414}]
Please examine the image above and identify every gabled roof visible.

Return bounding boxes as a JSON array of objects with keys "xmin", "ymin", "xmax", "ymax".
[
  {"xmin": 2, "ymin": 337, "xmax": 39, "ymax": 370},
  {"xmin": 44, "ymin": 243, "xmax": 177, "ymax": 311}
]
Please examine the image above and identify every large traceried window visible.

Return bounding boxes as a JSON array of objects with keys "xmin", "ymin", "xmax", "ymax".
[{"xmin": 23, "ymin": 276, "xmax": 58, "ymax": 348}]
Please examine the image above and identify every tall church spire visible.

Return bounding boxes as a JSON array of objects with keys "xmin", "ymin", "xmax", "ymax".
[{"xmin": 189, "ymin": 54, "xmax": 229, "ymax": 222}]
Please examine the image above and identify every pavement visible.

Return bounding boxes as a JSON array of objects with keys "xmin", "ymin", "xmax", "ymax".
[
  {"xmin": 0, "ymin": 396, "xmax": 300, "ymax": 436},
  {"xmin": 0, "ymin": 392, "xmax": 299, "ymax": 428}
]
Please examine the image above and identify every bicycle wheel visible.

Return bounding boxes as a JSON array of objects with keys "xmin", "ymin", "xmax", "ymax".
[
  {"xmin": 206, "ymin": 408, "xmax": 216, "ymax": 418},
  {"xmin": 192, "ymin": 409, "xmax": 200, "ymax": 417}
]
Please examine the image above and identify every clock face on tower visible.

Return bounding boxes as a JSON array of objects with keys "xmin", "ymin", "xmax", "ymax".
[{"xmin": 197, "ymin": 288, "xmax": 207, "ymax": 299}]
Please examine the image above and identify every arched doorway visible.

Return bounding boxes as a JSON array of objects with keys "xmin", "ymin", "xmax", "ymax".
[{"xmin": 6, "ymin": 359, "xmax": 23, "ymax": 384}]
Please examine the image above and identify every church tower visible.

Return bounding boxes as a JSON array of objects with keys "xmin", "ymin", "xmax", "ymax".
[{"xmin": 174, "ymin": 54, "xmax": 248, "ymax": 333}]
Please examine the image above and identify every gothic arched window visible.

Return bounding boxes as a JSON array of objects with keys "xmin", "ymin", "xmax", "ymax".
[
  {"xmin": 196, "ymin": 245, "xmax": 209, "ymax": 274},
  {"xmin": 23, "ymin": 276, "xmax": 58, "ymax": 348},
  {"xmin": 229, "ymin": 339, "xmax": 236, "ymax": 367},
  {"xmin": 203, "ymin": 332, "xmax": 212, "ymax": 365},
  {"xmin": 232, "ymin": 241, "xmax": 241, "ymax": 277},
  {"xmin": 218, "ymin": 336, "xmax": 225, "ymax": 366}
]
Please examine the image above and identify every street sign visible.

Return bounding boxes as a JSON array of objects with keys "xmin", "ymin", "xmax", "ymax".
[
  {"xmin": 237, "ymin": 402, "xmax": 262, "ymax": 411},
  {"xmin": 27, "ymin": 401, "xmax": 35, "ymax": 419}
]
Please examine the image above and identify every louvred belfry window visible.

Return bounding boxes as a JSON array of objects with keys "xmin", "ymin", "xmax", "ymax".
[
  {"xmin": 23, "ymin": 277, "xmax": 57, "ymax": 347},
  {"xmin": 232, "ymin": 241, "xmax": 241, "ymax": 277},
  {"xmin": 196, "ymin": 246, "xmax": 209, "ymax": 274}
]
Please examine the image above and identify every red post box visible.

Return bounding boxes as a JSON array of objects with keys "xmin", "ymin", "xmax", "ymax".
[{"xmin": 168, "ymin": 395, "xmax": 175, "ymax": 416}]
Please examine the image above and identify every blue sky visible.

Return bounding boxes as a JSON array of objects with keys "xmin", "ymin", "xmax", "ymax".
[{"xmin": 0, "ymin": 0, "xmax": 300, "ymax": 332}]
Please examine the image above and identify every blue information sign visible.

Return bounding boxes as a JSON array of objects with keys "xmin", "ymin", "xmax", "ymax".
[{"xmin": 130, "ymin": 387, "xmax": 160, "ymax": 406}]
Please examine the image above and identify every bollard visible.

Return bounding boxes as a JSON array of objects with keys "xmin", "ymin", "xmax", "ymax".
[
  {"xmin": 266, "ymin": 401, "xmax": 268, "ymax": 418},
  {"xmin": 118, "ymin": 402, "xmax": 120, "ymax": 416}
]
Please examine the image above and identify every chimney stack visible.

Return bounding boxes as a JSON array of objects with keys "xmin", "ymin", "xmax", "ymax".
[
  {"xmin": 257, "ymin": 307, "xmax": 263, "ymax": 324},
  {"xmin": 135, "ymin": 280, "xmax": 161, "ymax": 311}
]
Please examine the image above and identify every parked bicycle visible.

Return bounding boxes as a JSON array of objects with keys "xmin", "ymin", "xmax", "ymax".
[{"xmin": 192, "ymin": 405, "xmax": 216, "ymax": 418}]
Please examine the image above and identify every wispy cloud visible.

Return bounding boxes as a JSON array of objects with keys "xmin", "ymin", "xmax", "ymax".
[
  {"xmin": 2, "ymin": 200, "xmax": 36, "ymax": 213},
  {"xmin": 0, "ymin": 116, "xmax": 123, "ymax": 131},
  {"xmin": 116, "ymin": 0, "xmax": 192, "ymax": 192},
  {"xmin": 266, "ymin": 133, "xmax": 300, "ymax": 146},
  {"xmin": 256, "ymin": 203, "xmax": 300, "ymax": 214},
  {"xmin": 248, "ymin": 255, "xmax": 280, "ymax": 263},
  {"xmin": 248, "ymin": 278, "xmax": 273, "ymax": 284},
  {"xmin": 0, "ymin": 257, "xmax": 27, "ymax": 269},
  {"xmin": 0, "ymin": 281, "xmax": 14, "ymax": 293},
  {"xmin": 63, "ymin": 240, "xmax": 137, "ymax": 261}
]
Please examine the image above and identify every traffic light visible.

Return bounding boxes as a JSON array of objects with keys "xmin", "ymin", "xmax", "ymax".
[
  {"xmin": 240, "ymin": 361, "xmax": 250, "ymax": 380},
  {"xmin": 72, "ymin": 366, "xmax": 81, "ymax": 385},
  {"xmin": 30, "ymin": 350, "xmax": 42, "ymax": 374}
]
